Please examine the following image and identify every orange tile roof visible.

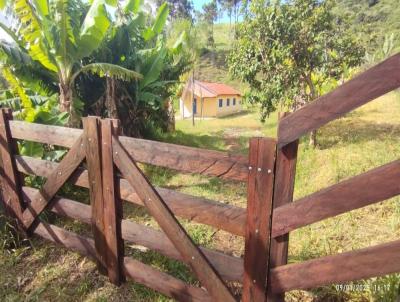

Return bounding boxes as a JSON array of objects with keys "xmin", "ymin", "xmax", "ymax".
[
  {"xmin": 182, "ymin": 80, "xmax": 241, "ymax": 99},
  {"xmin": 198, "ymin": 81, "xmax": 241, "ymax": 96}
]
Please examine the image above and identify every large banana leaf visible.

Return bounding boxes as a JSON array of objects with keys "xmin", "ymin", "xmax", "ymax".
[
  {"xmin": 142, "ymin": 3, "xmax": 169, "ymax": 41},
  {"xmin": 139, "ymin": 47, "xmax": 167, "ymax": 88},
  {"xmin": 77, "ymin": 0, "xmax": 110, "ymax": 59},
  {"xmin": 124, "ymin": 0, "xmax": 142, "ymax": 14},
  {"xmin": 32, "ymin": 0, "xmax": 49, "ymax": 17},
  {"xmin": 71, "ymin": 63, "xmax": 143, "ymax": 84},
  {"xmin": 13, "ymin": 0, "xmax": 57, "ymax": 72}
]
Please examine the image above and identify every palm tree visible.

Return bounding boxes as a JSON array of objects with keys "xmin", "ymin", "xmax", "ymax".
[{"xmin": 0, "ymin": 0, "xmax": 142, "ymax": 122}]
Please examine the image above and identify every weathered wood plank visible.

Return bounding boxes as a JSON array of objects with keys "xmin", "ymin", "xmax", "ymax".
[
  {"xmin": 10, "ymin": 120, "xmax": 82, "ymax": 148},
  {"xmin": 83, "ymin": 117, "xmax": 107, "ymax": 274},
  {"xmin": 21, "ymin": 135, "xmax": 86, "ymax": 229},
  {"xmin": 16, "ymin": 156, "xmax": 247, "ymax": 236},
  {"xmin": 243, "ymin": 138, "xmax": 276, "ymax": 302},
  {"xmin": 0, "ymin": 109, "xmax": 25, "ymax": 223},
  {"xmin": 270, "ymin": 239, "xmax": 400, "ymax": 293},
  {"xmin": 101, "ymin": 119, "xmax": 124, "ymax": 285},
  {"xmin": 272, "ymin": 159, "xmax": 400, "ymax": 238},
  {"xmin": 33, "ymin": 222, "xmax": 97, "ymax": 258},
  {"xmin": 22, "ymin": 187, "xmax": 91, "ymax": 224},
  {"xmin": 268, "ymin": 113, "xmax": 299, "ymax": 302},
  {"xmin": 9, "ymin": 120, "xmax": 248, "ymax": 181},
  {"xmin": 278, "ymin": 53, "xmax": 400, "ymax": 147},
  {"xmin": 33, "ymin": 221, "xmax": 211, "ymax": 302},
  {"xmin": 22, "ymin": 186, "xmax": 244, "ymax": 282},
  {"xmin": 122, "ymin": 220, "xmax": 244, "ymax": 281},
  {"xmin": 112, "ymin": 137, "xmax": 236, "ymax": 301},
  {"xmin": 124, "ymin": 257, "xmax": 212, "ymax": 302}
]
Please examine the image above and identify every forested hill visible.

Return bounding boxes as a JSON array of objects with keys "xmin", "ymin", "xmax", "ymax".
[
  {"xmin": 330, "ymin": 0, "xmax": 400, "ymax": 53},
  {"xmin": 196, "ymin": 0, "xmax": 399, "ymax": 86}
]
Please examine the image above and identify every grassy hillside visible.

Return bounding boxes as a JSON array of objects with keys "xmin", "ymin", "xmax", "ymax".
[
  {"xmin": 334, "ymin": 0, "xmax": 400, "ymax": 54},
  {"xmin": 193, "ymin": 24, "xmax": 249, "ymax": 93}
]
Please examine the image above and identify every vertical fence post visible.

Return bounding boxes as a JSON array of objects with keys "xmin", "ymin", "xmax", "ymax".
[
  {"xmin": 267, "ymin": 112, "xmax": 299, "ymax": 301},
  {"xmin": 83, "ymin": 117, "xmax": 107, "ymax": 274},
  {"xmin": 243, "ymin": 137, "xmax": 276, "ymax": 302},
  {"xmin": 0, "ymin": 109, "xmax": 25, "ymax": 228},
  {"xmin": 101, "ymin": 118, "xmax": 125, "ymax": 285}
]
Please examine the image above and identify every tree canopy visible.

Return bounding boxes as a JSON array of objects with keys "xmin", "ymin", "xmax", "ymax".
[{"xmin": 229, "ymin": 0, "xmax": 364, "ymax": 119}]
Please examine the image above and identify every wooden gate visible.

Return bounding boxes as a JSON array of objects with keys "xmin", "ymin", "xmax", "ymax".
[
  {"xmin": 0, "ymin": 53, "xmax": 400, "ymax": 301},
  {"xmin": 0, "ymin": 111, "xmax": 276, "ymax": 301}
]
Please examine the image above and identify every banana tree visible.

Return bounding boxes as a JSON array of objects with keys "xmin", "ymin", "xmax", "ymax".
[
  {"xmin": 77, "ymin": 1, "xmax": 189, "ymax": 136},
  {"xmin": 0, "ymin": 0, "xmax": 142, "ymax": 123}
]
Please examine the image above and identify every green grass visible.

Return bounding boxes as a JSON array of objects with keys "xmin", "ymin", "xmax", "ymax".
[{"xmin": 1, "ymin": 92, "xmax": 400, "ymax": 301}]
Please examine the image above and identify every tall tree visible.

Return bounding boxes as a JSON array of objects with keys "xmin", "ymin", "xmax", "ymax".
[
  {"xmin": 229, "ymin": 0, "xmax": 364, "ymax": 146},
  {"xmin": 201, "ymin": 0, "xmax": 218, "ymax": 48}
]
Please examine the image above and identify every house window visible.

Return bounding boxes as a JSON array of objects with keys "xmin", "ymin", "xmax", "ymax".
[
  {"xmin": 226, "ymin": 98, "xmax": 230, "ymax": 106},
  {"xmin": 233, "ymin": 98, "xmax": 236, "ymax": 106},
  {"xmin": 219, "ymin": 99, "xmax": 223, "ymax": 107}
]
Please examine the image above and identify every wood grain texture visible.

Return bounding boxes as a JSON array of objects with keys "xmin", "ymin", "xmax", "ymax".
[
  {"xmin": 121, "ymin": 220, "xmax": 244, "ymax": 281},
  {"xmin": 101, "ymin": 119, "xmax": 124, "ymax": 285},
  {"xmin": 278, "ymin": 53, "xmax": 400, "ymax": 147},
  {"xmin": 33, "ymin": 220, "xmax": 211, "ymax": 302},
  {"xmin": 22, "ymin": 186, "xmax": 91, "ymax": 224},
  {"xmin": 22, "ymin": 186, "xmax": 244, "ymax": 282},
  {"xmin": 272, "ymin": 159, "xmax": 400, "ymax": 238},
  {"xmin": 270, "ymin": 239, "xmax": 400, "ymax": 293},
  {"xmin": 10, "ymin": 120, "xmax": 82, "ymax": 148},
  {"xmin": 268, "ymin": 113, "xmax": 299, "ymax": 302},
  {"xmin": 16, "ymin": 156, "xmax": 246, "ymax": 236},
  {"xmin": 112, "ymin": 138, "xmax": 236, "ymax": 302},
  {"xmin": 21, "ymin": 134, "xmax": 86, "ymax": 229},
  {"xmin": 124, "ymin": 257, "xmax": 212, "ymax": 302},
  {"xmin": 243, "ymin": 138, "xmax": 276, "ymax": 302},
  {"xmin": 9, "ymin": 120, "xmax": 248, "ymax": 181},
  {"xmin": 33, "ymin": 222, "xmax": 97, "ymax": 258},
  {"xmin": 0, "ymin": 109, "xmax": 25, "ymax": 223},
  {"xmin": 83, "ymin": 117, "xmax": 107, "ymax": 274}
]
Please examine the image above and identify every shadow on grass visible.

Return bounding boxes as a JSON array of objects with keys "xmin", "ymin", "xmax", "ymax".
[
  {"xmin": 318, "ymin": 118, "xmax": 400, "ymax": 149},
  {"xmin": 154, "ymin": 129, "xmax": 228, "ymax": 152}
]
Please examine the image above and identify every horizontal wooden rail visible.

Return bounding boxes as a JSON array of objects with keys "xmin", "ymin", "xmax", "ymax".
[
  {"xmin": 271, "ymin": 159, "xmax": 400, "ymax": 237},
  {"xmin": 32, "ymin": 222, "xmax": 211, "ymax": 301},
  {"xmin": 22, "ymin": 186, "xmax": 244, "ymax": 281},
  {"xmin": 278, "ymin": 53, "xmax": 400, "ymax": 147},
  {"xmin": 16, "ymin": 156, "xmax": 246, "ymax": 236},
  {"xmin": 270, "ymin": 239, "xmax": 400, "ymax": 293},
  {"xmin": 123, "ymin": 258, "xmax": 212, "ymax": 302},
  {"xmin": 9, "ymin": 120, "xmax": 248, "ymax": 181}
]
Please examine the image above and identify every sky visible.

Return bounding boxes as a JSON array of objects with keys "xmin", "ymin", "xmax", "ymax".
[{"xmin": 193, "ymin": 0, "xmax": 233, "ymax": 23}]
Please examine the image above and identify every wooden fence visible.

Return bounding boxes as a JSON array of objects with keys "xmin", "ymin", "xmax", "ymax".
[{"xmin": 1, "ymin": 53, "xmax": 400, "ymax": 301}]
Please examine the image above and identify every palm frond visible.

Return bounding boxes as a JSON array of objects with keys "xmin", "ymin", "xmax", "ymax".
[
  {"xmin": 13, "ymin": 0, "xmax": 57, "ymax": 72},
  {"xmin": 71, "ymin": 63, "xmax": 143, "ymax": 85},
  {"xmin": 2, "ymin": 66, "xmax": 32, "ymax": 109}
]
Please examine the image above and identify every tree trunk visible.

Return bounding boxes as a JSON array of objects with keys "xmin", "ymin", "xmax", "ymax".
[
  {"xmin": 105, "ymin": 77, "xmax": 118, "ymax": 119},
  {"xmin": 309, "ymin": 129, "xmax": 317, "ymax": 147},
  {"xmin": 59, "ymin": 82, "xmax": 78, "ymax": 126},
  {"xmin": 166, "ymin": 99, "xmax": 175, "ymax": 132},
  {"xmin": 305, "ymin": 74, "xmax": 319, "ymax": 147},
  {"xmin": 59, "ymin": 83, "xmax": 72, "ymax": 113}
]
